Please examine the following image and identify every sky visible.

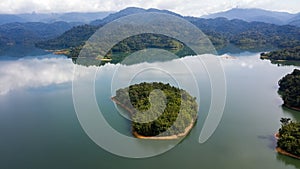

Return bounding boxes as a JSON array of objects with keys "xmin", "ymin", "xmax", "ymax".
[{"xmin": 0, "ymin": 0, "xmax": 299, "ymax": 16}]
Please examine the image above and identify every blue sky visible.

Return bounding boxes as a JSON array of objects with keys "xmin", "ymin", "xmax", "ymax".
[{"xmin": 1, "ymin": 0, "xmax": 299, "ymax": 16}]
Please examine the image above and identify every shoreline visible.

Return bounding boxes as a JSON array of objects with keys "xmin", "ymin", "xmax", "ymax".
[
  {"xmin": 260, "ymin": 55, "xmax": 300, "ymax": 63},
  {"xmin": 111, "ymin": 97, "xmax": 135, "ymax": 117},
  {"xmin": 111, "ymin": 96, "xmax": 197, "ymax": 140},
  {"xmin": 276, "ymin": 147, "xmax": 300, "ymax": 160},
  {"xmin": 274, "ymin": 133, "xmax": 300, "ymax": 160},
  {"xmin": 133, "ymin": 119, "xmax": 196, "ymax": 140},
  {"xmin": 283, "ymin": 104, "xmax": 300, "ymax": 112}
]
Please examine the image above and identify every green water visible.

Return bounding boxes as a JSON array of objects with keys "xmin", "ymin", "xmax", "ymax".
[{"xmin": 0, "ymin": 53, "xmax": 300, "ymax": 169}]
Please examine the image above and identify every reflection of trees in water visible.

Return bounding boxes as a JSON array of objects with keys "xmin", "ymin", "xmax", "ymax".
[
  {"xmin": 282, "ymin": 106, "xmax": 300, "ymax": 121},
  {"xmin": 257, "ymin": 135, "xmax": 277, "ymax": 150},
  {"xmin": 277, "ymin": 153, "xmax": 300, "ymax": 169},
  {"xmin": 71, "ymin": 33, "xmax": 197, "ymax": 67},
  {"xmin": 271, "ymin": 60, "xmax": 300, "ymax": 67}
]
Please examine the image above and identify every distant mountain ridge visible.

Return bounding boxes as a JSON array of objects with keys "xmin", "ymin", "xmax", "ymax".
[
  {"xmin": 2, "ymin": 7, "xmax": 300, "ymax": 58},
  {"xmin": 202, "ymin": 8, "xmax": 300, "ymax": 26},
  {"xmin": 0, "ymin": 21, "xmax": 77, "ymax": 53},
  {"xmin": 0, "ymin": 14, "xmax": 26, "ymax": 25},
  {"xmin": 1, "ymin": 7, "xmax": 299, "ymax": 26},
  {"xmin": 0, "ymin": 12, "xmax": 112, "ymax": 25},
  {"xmin": 37, "ymin": 7, "xmax": 300, "ymax": 57},
  {"xmin": 90, "ymin": 7, "xmax": 182, "ymax": 25},
  {"xmin": 289, "ymin": 14, "xmax": 300, "ymax": 27}
]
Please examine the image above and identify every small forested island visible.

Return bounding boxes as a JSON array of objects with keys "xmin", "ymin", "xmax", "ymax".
[
  {"xmin": 278, "ymin": 69, "xmax": 300, "ymax": 111},
  {"xmin": 260, "ymin": 46, "xmax": 300, "ymax": 61},
  {"xmin": 276, "ymin": 118, "xmax": 300, "ymax": 159},
  {"xmin": 112, "ymin": 82, "xmax": 198, "ymax": 139}
]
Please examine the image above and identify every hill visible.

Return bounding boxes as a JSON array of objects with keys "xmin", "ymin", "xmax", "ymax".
[
  {"xmin": 202, "ymin": 8, "xmax": 296, "ymax": 25},
  {"xmin": 90, "ymin": 7, "xmax": 182, "ymax": 25},
  {"xmin": 0, "ymin": 12, "xmax": 111, "ymax": 25},
  {"xmin": 0, "ymin": 21, "xmax": 76, "ymax": 47},
  {"xmin": 0, "ymin": 14, "xmax": 27, "ymax": 25},
  {"xmin": 36, "ymin": 24, "xmax": 99, "ymax": 49},
  {"xmin": 37, "ymin": 16, "xmax": 300, "ymax": 53},
  {"xmin": 289, "ymin": 14, "xmax": 300, "ymax": 27},
  {"xmin": 278, "ymin": 69, "xmax": 300, "ymax": 110}
]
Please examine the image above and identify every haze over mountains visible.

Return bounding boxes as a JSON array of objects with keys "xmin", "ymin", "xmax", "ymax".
[
  {"xmin": 0, "ymin": 12, "xmax": 111, "ymax": 25},
  {"xmin": 1, "ymin": 7, "xmax": 300, "ymax": 57},
  {"xmin": 90, "ymin": 7, "xmax": 181, "ymax": 26},
  {"xmin": 202, "ymin": 8, "xmax": 300, "ymax": 26},
  {"xmin": 1, "ymin": 7, "xmax": 299, "ymax": 26}
]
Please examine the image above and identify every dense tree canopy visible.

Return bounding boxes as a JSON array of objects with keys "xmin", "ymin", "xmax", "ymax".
[
  {"xmin": 278, "ymin": 118, "xmax": 300, "ymax": 156},
  {"xmin": 57, "ymin": 33, "xmax": 196, "ymax": 66},
  {"xmin": 36, "ymin": 17, "xmax": 300, "ymax": 66},
  {"xmin": 102, "ymin": 33, "xmax": 195, "ymax": 64},
  {"xmin": 113, "ymin": 82, "xmax": 198, "ymax": 137},
  {"xmin": 261, "ymin": 46, "xmax": 300, "ymax": 61},
  {"xmin": 278, "ymin": 69, "xmax": 300, "ymax": 110},
  {"xmin": 36, "ymin": 24, "xmax": 100, "ymax": 50}
]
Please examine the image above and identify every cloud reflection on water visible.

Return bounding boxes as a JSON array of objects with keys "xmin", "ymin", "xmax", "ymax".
[
  {"xmin": 0, "ymin": 56, "xmax": 74, "ymax": 95},
  {"xmin": 0, "ymin": 53, "xmax": 263, "ymax": 95}
]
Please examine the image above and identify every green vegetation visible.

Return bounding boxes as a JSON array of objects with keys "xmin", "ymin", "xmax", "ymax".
[
  {"xmin": 261, "ymin": 46, "xmax": 300, "ymax": 61},
  {"xmin": 105, "ymin": 33, "xmax": 195, "ymax": 63},
  {"xmin": 0, "ymin": 22, "xmax": 75, "ymax": 47},
  {"xmin": 54, "ymin": 33, "xmax": 196, "ymax": 66},
  {"xmin": 277, "ymin": 118, "xmax": 300, "ymax": 157},
  {"xmin": 36, "ymin": 16, "xmax": 300, "ymax": 65},
  {"xmin": 113, "ymin": 82, "xmax": 198, "ymax": 137},
  {"xmin": 278, "ymin": 69, "xmax": 300, "ymax": 110},
  {"xmin": 189, "ymin": 18, "xmax": 300, "ymax": 50},
  {"xmin": 36, "ymin": 24, "xmax": 99, "ymax": 50}
]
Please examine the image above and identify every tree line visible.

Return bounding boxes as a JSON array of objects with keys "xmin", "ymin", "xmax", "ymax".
[
  {"xmin": 278, "ymin": 69, "xmax": 300, "ymax": 110},
  {"xmin": 261, "ymin": 46, "xmax": 300, "ymax": 61}
]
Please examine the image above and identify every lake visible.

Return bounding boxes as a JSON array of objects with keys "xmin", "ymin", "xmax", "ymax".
[{"xmin": 0, "ymin": 51, "xmax": 300, "ymax": 169}]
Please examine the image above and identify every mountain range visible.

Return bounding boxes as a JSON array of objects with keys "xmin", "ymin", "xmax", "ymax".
[
  {"xmin": 1, "ymin": 7, "xmax": 300, "ymax": 57},
  {"xmin": 202, "ymin": 8, "xmax": 300, "ymax": 26},
  {"xmin": 2, "ymin": 7, "xmax": 299, "ymax": 26},
  {"xmin": 0, "ymin": 12, "xmax": 111, "ymax": 25},
  {"xmin": 90, "ymin": 7, "xmax": 181, "ymax": 25},
  {"xmin": 35, "ymin": 7, "xmax": 300, "ymax": 62},
  {"xmin": 0, "ymin": 21, "xmax": 79, "ymax": 47}
]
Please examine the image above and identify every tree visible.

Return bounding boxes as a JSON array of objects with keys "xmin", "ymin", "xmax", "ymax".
[{"xmin": 280, "ymin": 118, "xmax": 291, "ymax": 126}]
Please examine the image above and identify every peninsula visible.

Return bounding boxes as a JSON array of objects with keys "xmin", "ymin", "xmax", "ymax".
[
  {"xmin": 276, "ymin": 118, "xmax": 300, "ymax": 159},
  {"xmin": 260, "ymin": 46, "xmax": 300, "ymax": 66},
  {"xmin": 278, "ymin": 69, "xmax": 300, "ymax": 111}
]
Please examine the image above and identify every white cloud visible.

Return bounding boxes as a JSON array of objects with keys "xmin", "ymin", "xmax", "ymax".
[{"xmin": 0, "ymin": 0, "xmax": 299, "ymax": 16}]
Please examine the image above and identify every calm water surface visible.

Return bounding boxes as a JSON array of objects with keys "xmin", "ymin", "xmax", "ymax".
[{"xmin": 0, "ymin": 52, "xmax": 300, "ymax": 169}]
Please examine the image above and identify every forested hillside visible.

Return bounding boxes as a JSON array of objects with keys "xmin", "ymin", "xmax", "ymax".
[
  {"xmin": 0, "ymin": 21, "xmax": 76, "ymax": 47},
  {"xmin": 278, "ymin": 69, "xmax": 300, "ymax": 110}
]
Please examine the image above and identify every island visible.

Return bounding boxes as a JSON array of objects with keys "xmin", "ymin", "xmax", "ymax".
[
  {"xmin": 278, "ymin": 69, "xmax": 300, "ymax": 111},
  {"xmin": 276, "ymin": 118, "xmax": 300, "ymax": 159},
  {"xmin": 112, "ymin": 82, "xmax": 198, "ymax": 139}
]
